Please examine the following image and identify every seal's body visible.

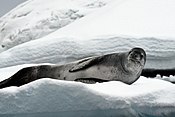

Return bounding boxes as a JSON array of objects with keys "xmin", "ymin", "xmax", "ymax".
[{"xmin": 0, "ymin": 48, "xmax": 146, "ymax": 89}]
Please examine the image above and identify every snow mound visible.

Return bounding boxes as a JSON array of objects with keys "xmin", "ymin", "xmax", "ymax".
[
  {"xmin": 0, "ymin": 64, "xmax": 174, "ymax": 117},
  {"xmin": 0, "ymin": 0, "xmax": 175, "ymax": 69},
  {"xmin": 160, "ymin": 75, "xmax": 175, "ymax": 83},
  {"xmin": 0, "ymin": 0, "xmax": 113, "ymax": 52},
  {"xmin": 0, "ymin": 77, "xmax": 175, "ymax": 117},
  {"xmin": 43, "ymin": 0, "xmax": 175, "ymax": 39},
  {"xmin": 0, "ymin": 36, "xmax": 175, "ymax": 69},
  {"xmin": 0, "ymin": 0, "xmax": 175, "ymax": 116}
]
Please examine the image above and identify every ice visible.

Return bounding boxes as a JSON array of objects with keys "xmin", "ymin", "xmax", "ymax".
[
  {"xmin": 0, "ymin": 36, "xmax": 174, "ymax": 69},
  {"xmin": 0, "ymin": 0, "xmax": 175, "ymax": 116},
  {"xmin": 0, "ymin": 0, "xmax": 114, "ymax": 52},
  {"xmin": 0, "ymin": 74, "xmax": 175, "ymax": 116},
  {"xmin": 0, "ymin": 64, "xmax": 175, "ymax": 117},
  {"xmin": 44, "ymin": 0, "xmax": 175, "ymax": 39},
  {"xmin": 0, "ymin": 0, "xmax": 175, "ymax": 69}
]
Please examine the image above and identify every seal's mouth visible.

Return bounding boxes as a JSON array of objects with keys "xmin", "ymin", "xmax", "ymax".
[{"xmin": 130, "ymin": 58, "xmax": 141, "ymax": 63}]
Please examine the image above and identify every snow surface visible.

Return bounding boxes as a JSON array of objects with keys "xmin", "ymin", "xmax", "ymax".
[
  {"xmin": 0, "ymin": 64, "xmax": 175, "ymax": 117},
  {"xmin": 0, "ymin": 0, "xmax": 175, "ymax": 69},
  {"xmin": 0, "ymin": 0, "xmax": 175, "ymax": 116},
  {"xmin": 0, "ymin": 0, "xmax": 114, "ymax": 52},
  {"xmin": 43, "ymin": 0, "xmax": 175, "ymax": 39},
  {"xmin": 0, "ymin": 36, "xmax": 175, "ymax": 69}
]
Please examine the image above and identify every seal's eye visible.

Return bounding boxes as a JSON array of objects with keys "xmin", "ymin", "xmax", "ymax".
[
  {"xmin": 140, "ymin": 53, "xmax": 144, "ymax": 59},
  {"xmin": 131, "ymin": 52, "xmax": 143, "ymax": 61}
]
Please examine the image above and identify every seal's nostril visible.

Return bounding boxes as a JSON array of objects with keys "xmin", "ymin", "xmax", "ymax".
[
  {"xmin": 134, "ymin": 54, "xmax": 141, "ymax": 60},
  {"xmin": 134, "ymin": 54, "xmax": 138, "ymax": 59}
]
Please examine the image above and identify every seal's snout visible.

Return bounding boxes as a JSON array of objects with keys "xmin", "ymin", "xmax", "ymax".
[{"xmin": 133, "ymin": 52, "xmax": 143, "ymax": 61}]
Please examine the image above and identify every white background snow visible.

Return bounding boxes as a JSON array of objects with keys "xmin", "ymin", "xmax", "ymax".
[
  {"xmin": 0, "ymin": 0, "xmax": 175, "ymax": 117},
  {"xmin": 0, "ymin": 0, "xmax": 113, "ymax": 52}
]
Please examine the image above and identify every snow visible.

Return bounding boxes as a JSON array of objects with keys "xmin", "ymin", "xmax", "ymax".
[
  {"xmin": 43, "ymin": 0, "xmax": 175, "ymax": 39},
  {"xmin": 0, "ymin": 63, "xmax": 174, "ymax": 117},
  {"xmin": 0, "ymin": 0, "xmax": 175, "ymax": 69},
  {"xmin": 0, "ymin": 64, "xmax": 175, "ymax": 117},
  {"xmin": 0, "ymin": 36, "xmax": 175, "ymax": 69},
  {"xmin": 0, "ymin": 65, "xmax": 175, "ymax": 117},
  {"xmin": 0, "ymin": 0, "xmax": 114, "ymax": 52},
  {"xmin": 0, "ymin": 0, "xmax": 175, "ymax": 116}
]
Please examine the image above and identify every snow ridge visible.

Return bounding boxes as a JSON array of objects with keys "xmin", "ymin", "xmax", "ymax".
[
  {"xmin": 0, "ymin": 0, "xmax": 113, "ymax": 52},
  {"xmin": 0, "ymin": 77, "xmax": 174, "ymax": 117},
  {"xmin": 0, "ymin": 36, "xmax": 174, "ymax": 69}
]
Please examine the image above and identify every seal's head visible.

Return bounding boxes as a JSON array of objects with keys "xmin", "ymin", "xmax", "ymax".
[
  {"xmin": 128, "ymin": 48, "xmax": 146, "ymax": 66},
  {"xmin": 119, "ymin": 47, "xmax": 146, "ymax": 84},
  {"xmin": 124, "ymin": 47, "xmax": 146, "ymax": 75}
]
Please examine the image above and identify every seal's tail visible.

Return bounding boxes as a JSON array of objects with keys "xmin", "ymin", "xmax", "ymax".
[
  {"xmin": 0, "ymin": 65, "xmax": 56, "ymax": 89},
  {"xmin": 0, "ymin": 78, "xmax": 12, "ymax": 89},
  {"xmin": 0, "ymin": 67, "xmax": 38, "ymax": 89}
]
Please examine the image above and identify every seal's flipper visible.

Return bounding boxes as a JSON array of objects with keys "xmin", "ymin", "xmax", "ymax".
[
  {"xmin": 75, "ymin": 78, "xmax": 108, "ymax": 84},
  {"xmin": 69, "ymin": 57, "xmax": 102, "ymax": 72}
]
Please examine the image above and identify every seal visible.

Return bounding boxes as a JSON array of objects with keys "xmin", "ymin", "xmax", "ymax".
[{"xmin": 0, "ymin": 48, "xmax": 146, "ymax": 89}]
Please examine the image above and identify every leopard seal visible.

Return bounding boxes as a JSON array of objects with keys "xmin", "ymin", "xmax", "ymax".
[{"xmin": 0, "ymin": 48, "xmax": 146, "ymax": 89}]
